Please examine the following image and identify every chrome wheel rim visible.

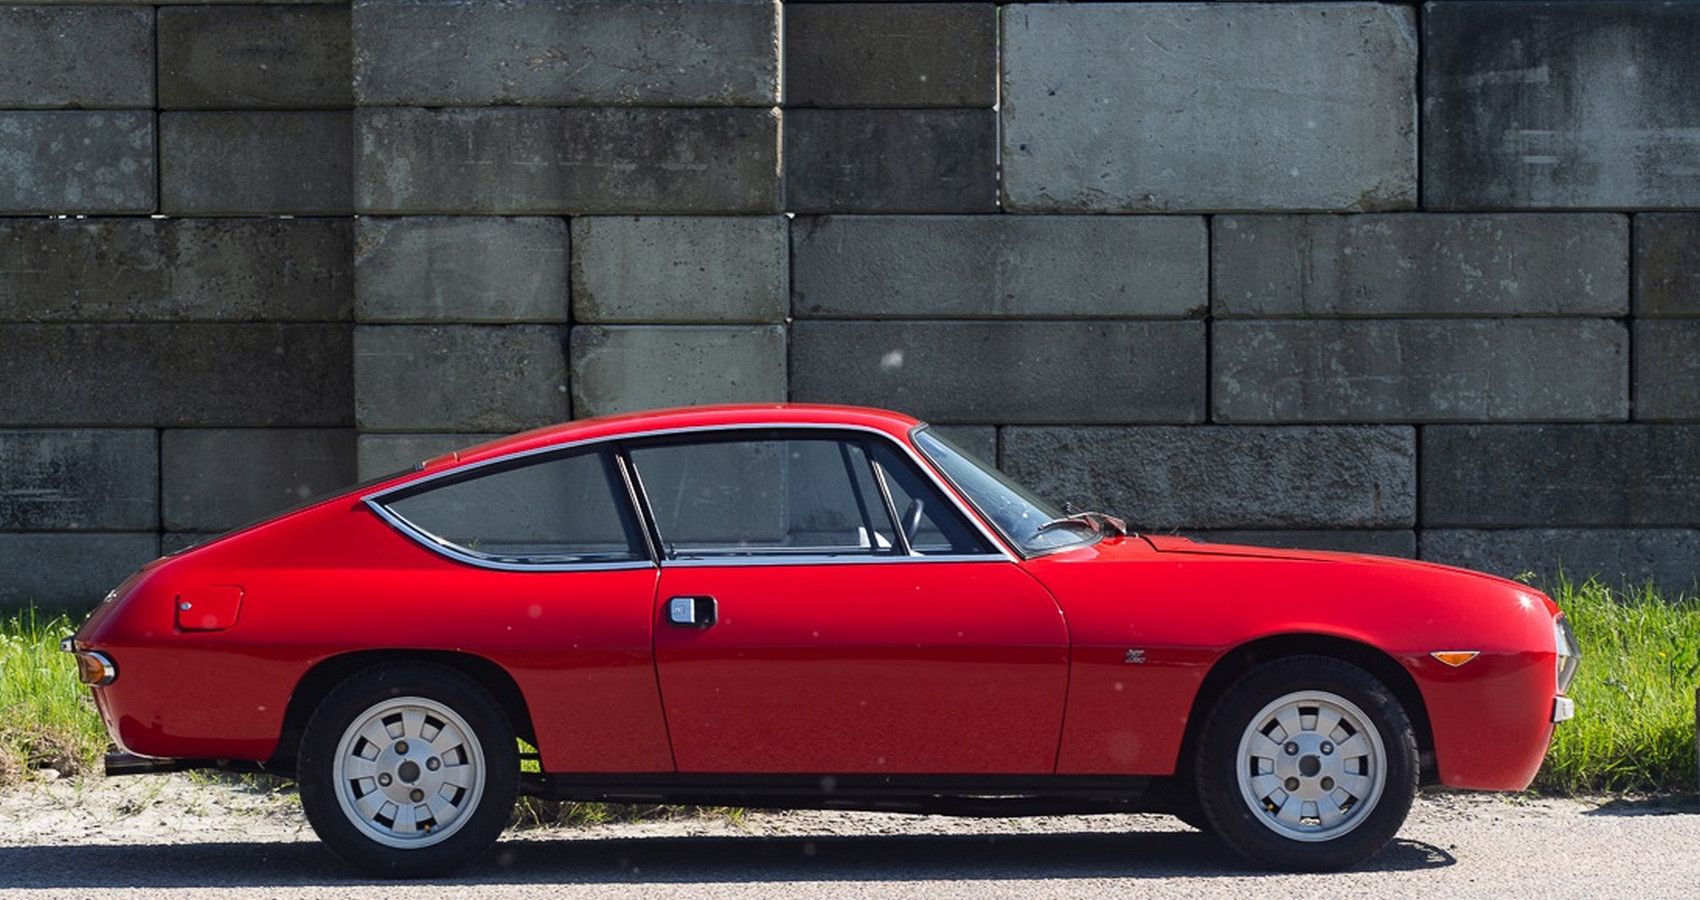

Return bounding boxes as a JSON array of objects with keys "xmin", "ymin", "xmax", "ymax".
[
  {"xmin": 331, "ymin": 696, "xmax": 486, "ymax": 849},
  {"xmin": 1234, "ymin": 690, "xmax": 1386, "ymax": 843}
]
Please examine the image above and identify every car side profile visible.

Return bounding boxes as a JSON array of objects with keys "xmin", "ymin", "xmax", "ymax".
[{"xmin": 67, "ymin": 404, "xmax": 1578, "ymax": 876}]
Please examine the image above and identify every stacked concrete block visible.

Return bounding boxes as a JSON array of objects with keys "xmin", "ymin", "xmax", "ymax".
[
  {"xmin": 161, "ymin": 428, "xmax": 357, "ymax": 546},
  {"xmin": 1423, "ymin": 1, "xmax": 1700, "ymax": 209},
  {"xmin": 356, "ymin": 217, "xmax": 569, "ymax": 324},
  {"xmin": 572, "ymin": 217, "xmax": 787, "ymax": 324},
  {"xmin": 353, "ymin": 325, "xmax": 569, "ymax": 433},
  {"xmin": 1001, "ymin": 3, "xmax": 1417, "ymax": 211},
  {"xmin": 352, "ymin": 0, "xmax": 779, "ymax": 107},
  {"xmin": 793, "ymin": 216, "xmax": 1207, "ymax": 319},
  {"xmin": 792, "ymin": 321, "xmax": 1206, "ymax": 424},
  {"xmin": 1214, "ymin": 319, "xmax": 1628, "ymax": 423},
  {"xmin": 570, "ymin": 326, "xmax": 786, "ymax": 418},
  {"xmin": 158, "ymin": 5, "xmax": 353, "ymax": 109}
]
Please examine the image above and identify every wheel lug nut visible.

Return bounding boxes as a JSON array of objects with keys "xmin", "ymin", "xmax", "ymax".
[
  {"xmin": 426, "ymin": 757, "xmax": 440, "ymax": 771},
  {"xmin": 410, "ymin": 788, "xmax": 424, "ymax": 803},
  {"xmin": 377, "ymin": 773, "xmax": 392, "ymax": 787},
  {"xmin": 1284, "ymin": 777, "xmax": 1300, "ymax": 792},
  {"xmin": 1320, "ymin": 742, "xmax": 1333, "ymax": 755},
  {"xmin": 1284, "ymin": 742, "xmax": 1299, "ymax": 756},
  {"xmin": 395, "ymin": 740, "xmax": 409, "ymax": 754},
  {"xmin": 1321, "ymin": 777, "xmax": 1335, "ymax": 791}
]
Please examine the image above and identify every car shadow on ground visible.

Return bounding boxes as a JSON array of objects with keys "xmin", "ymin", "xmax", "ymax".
[
  {"xmin": 1582, "ymin": 795, "xmax": 1700, "ymax": 817},
  {"xmin": 0, "ymin": 831, "xmax": 1454, "ymax": 889}
]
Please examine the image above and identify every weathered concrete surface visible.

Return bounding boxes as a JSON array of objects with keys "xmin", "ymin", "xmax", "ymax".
[
  {"xmin": 1002, "ymin": 3, "xmax": 1417, "ymax": 211},
  {"xmin": 0, "ymin": 218, "xmax": 352, "ymax": 322},
  {"xmin": 572, "ymin": 217, "xmax": 786, "ymax": 324},
  {"xmin": 784, "ymin": 110, "xmax": 997, "ymax": 213},
  {"xmin": 1213, "ymin": 214, "xmax": 1628, "ymax": 317},
  {"xmin": 792, "ymin": 321, "xmax": 1206, "ymax": 424},
  {"xmin": 158, "ymin": 5, "xmax": 352, "ymax": 109},
  {"xmin": 1422, "ymin": 529, "xmax": 1700, "ymax": 594},
  {"xmin": 161, "ymin": 429, "xmax": 356, "ymax": 532},
  {"xmin": 0, "ymin": 6, "xmax": 153, "ymax": 108},
  {"xmin": 353, "ymin": 0, "xmax": 776, "ymax": 107},
  {"xmin": 1633, "ymin": 320, "xmax": 1700, "ymax": 421},
  {"xmin": 1421, "ymin": 424, "xmax": 1700, "ymax": 526},
  {"xmin": 1635, "ymin": 214, "xmax": 1700, "ymax": 317},
  {"xmin": 0, "ymin": 430, "xmax": 157, "ymax": 531},
  {"xmin": 1002, "ymin": 426, "xmax": 1415, "ymax": 530},
  {"xmin": 357, "ymin": 433, "xmax": 504, "ymax": 480},
  {"xmin": 0, "ymin": 533, "xmax": 159, "ymax": 611},
  {"xmin": 785, "ymin": 3, "xmax": 995, "ymax": 107},
  {"xmin": 355, "ymin": 217, "xmax": 568, "ymax": 323},
  {"xmin": 355, "ymin": 325, "xmax": 568, "ymax": 432},
  {"xmin": 569, "ymin": 325, "xmax": 786, "ymax": 418},
  {"xmin": 792, "ymin": 216, "xmax": 1206, "ymax": 319},
  {"xmin": 160, "ymin": 112, "xmax": 352, "ymax": 214},
  {"xmin": 356, "ymin": 107, "xmax": 780, "ymax": 214},
  {"xmin": 1424, "ymin": 1, "xmax": 1700, "ymax": 209},
  {"xmin": 1185, "ymin": 530, "xmax": 1418, "ymax": 559},
  {"xmin": 0, "ymin": 324, "xmax": 352, "ymax": 427},
  {"xmin": 1213, "ymin": 320, "xmax": 1628, "ymax": 422},
  {"xmin": 0, "ymin": 111, "xmax": 155, "ymax": 213},
  {"xmin": 925, "ymin": 425, "xmax": 997, "ymax": 467}
]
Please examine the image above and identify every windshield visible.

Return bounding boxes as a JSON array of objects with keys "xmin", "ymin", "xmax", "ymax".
[{"xmin": 911, "ymin": 427, "xmax": 1099, "ymax": 555}]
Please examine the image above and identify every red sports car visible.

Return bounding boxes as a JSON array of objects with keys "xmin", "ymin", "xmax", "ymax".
[{"xmin": 67, "ymin": 404, "xmax": 1578, "ymax": 876}]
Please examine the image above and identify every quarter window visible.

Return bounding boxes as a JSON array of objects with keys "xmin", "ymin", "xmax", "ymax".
[{"xmin": 379, "ymin": 449, "xmax": 646, "ymax": 566}]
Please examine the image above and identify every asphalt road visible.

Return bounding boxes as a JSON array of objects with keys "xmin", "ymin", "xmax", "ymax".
[{"xmin": 1, "ymin": 779, "xmax": 1696, "ymax": 899}]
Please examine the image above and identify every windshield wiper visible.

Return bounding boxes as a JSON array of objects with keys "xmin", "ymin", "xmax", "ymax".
[{"xmin": 1036, "ymin": 510, "xmax": 1131, "ymax": 538}]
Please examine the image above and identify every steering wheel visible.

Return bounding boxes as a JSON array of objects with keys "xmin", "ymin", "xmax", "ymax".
[{"xmin": 901, "ymin": 498, "xmax": 925, "ymax": 546}]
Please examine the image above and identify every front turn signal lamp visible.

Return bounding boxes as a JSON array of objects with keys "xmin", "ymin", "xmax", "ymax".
[
  {"xmin": 73, "ymin": 649, "xmax": 118, "ymax": 686},
  {"xmin": 1429, "ymin": 650, "xmax": 1480, "ymax": 668}
]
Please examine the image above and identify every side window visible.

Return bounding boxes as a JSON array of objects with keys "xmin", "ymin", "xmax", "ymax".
[
  {"xmin": 867, "ymin": 442, "xmax": 995, "ymax": 556},
  {"xmin": 629, "ymin": 436, "xmax": 899, "ymax": 559},
  {"xmin": 380, "ymin": 449, "xmax": 646, "ymax": 566}
]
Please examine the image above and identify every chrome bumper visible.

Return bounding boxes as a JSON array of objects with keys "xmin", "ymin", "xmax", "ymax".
[{"xmin": 1553, "ymin": 696, "xmax": 1575, "ymax": 723}]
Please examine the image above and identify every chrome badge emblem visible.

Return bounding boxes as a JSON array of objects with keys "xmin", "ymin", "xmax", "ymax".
[{"xmin": 1124, "ymin": 648, "xmax": 1146, "ymax": 664}]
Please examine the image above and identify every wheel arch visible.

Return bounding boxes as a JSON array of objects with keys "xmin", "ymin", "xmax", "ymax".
[
  {"xmin": 270, "ymin": 649, "xmax": 538, "ymax": 770},
  {"xmin": 1177, "ymin": 633, "xmax": 1436, "ymax": 783}
]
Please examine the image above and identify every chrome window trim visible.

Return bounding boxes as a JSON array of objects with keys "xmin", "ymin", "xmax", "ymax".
[
  {"xmin": 662, "ymin": 553, "xmax": 1007, "ymax": 569},
  {"xmin": 362, "ymin": 422, "xmax": 1019, "ymax": 570},
  {"xmin": 365, "ymin": 500, "xmax": 657, "ymax": 574}
]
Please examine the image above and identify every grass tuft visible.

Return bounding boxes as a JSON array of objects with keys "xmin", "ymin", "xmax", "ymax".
[
  {"xmin": 1535, "ymin": 577, "xmax": 1700, "ymax": 794},
  {"xmin": 0, "ymin": 609, "xmax": 108, "ymax": 781}
]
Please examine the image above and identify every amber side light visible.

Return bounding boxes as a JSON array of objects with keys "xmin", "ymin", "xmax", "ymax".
[
  {"xmin": 75, "ymin": 651, "xmax": 117, "ymax": 686},
  {"xmin": 1430, "ymin": 651, "xmax": 1480, "ymax": 668}
]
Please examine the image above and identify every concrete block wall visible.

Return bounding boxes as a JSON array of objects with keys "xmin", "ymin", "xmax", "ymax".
[{"xmin": 3, "ymin": 0, "xmax": 1697, "ymax": 609}]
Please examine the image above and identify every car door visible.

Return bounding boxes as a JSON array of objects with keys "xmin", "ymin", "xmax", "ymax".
[{"xmin": 631, "ymin": 429, "xmax": 1070, "ymax": 774}]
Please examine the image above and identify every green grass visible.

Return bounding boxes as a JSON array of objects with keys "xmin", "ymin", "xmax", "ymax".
[
  {"xmin": 4, "ymin": 582, "xmax": 1697, "ymax": 796},
  {"xmin": 1535, "ymin": 578, "xmax": 1700, "ymax": 794},
  {"xmin": 0, "ymin": 609, "xmax": 108, "ymax": 786}
]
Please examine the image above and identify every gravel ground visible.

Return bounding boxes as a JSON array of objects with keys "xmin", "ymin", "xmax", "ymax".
[{"xmin": 1, "ymin": 775, "xmax": 1696, "ymax": 899}]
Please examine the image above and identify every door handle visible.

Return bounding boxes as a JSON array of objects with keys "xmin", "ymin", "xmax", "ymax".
[{"xmin": 666, "ymin": 595, "xmax": 717, "ymax": 628}]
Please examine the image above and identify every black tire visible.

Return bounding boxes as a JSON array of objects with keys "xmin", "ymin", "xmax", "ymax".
[
  {"xmin": 298, "ymin": 663, "xmax": 518, "ymax": 877},
  {"xmin": 1194, "ymin": 655, "xmax": 1417, "ymax": 871}
]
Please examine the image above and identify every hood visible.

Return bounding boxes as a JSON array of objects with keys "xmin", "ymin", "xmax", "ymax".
[{"xmin": 1137, "ymin": 533, "xmax": 1537, "ymax": 592}]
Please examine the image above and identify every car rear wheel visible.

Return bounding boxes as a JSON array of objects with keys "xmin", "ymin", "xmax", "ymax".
[
  {"xmin": 298, "ymin": 663, "xmax": 518, "ymax": 877},
  {"xmin": 1194, "ymin": 656, "xmax": 1417, "ymax": 871}
]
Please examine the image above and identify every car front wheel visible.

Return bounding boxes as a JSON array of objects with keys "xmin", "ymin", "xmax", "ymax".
[
  {"xmin": 298, "ymin": 663, "xmax": 518, "ymax": 877},
  {"xmin": 1194, "ymin": 655, "xmax": 1418, "ymax": 871}
]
